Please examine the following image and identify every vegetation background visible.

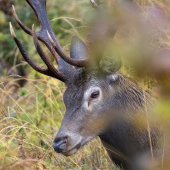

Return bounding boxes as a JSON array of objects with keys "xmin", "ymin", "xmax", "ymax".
[{"xmin": 0, "ymin": 0, "xmax": 170, "ymax": 169}]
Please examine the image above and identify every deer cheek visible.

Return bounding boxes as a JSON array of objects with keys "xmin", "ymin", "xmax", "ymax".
[{"xmin": 87, "ymin": 98, "xmax": 99, "ymax": 109}]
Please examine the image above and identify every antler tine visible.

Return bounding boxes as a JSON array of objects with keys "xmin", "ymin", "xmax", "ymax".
[
  {"xmin": 47, "ymin": 31, "xmax": 89, "ymax": 67},
  {"xmin": 27, "ymin": 0, "xmax": 90, "ymax": 68},
  {"xmin": 12, "ymin": 1, "xmax": 64, "ymax": 67},
  {"xmin": 10, "ymin": 23, "xmax": 47, "ymax": 74},
  {"xmin": 12, "ymin": 5, "xmax": 32, "ymax": 35},
  {"xmin": 12, "ymin": 0, "xmax": 91, "ymax": 68},
  {"xmin": 26, "ymin": 0, "xmax": 73, "ymax": 68},
  {"xmin": 32, "ymin": 25, "xmax": 65, "ymax": 80},
  {"xmin": 10, "ymin": 22, "xmax": 65, "ymax": 81},
  {"xmin": 90, "ymin": 0, "xmax": 99, "ymax": 9}
]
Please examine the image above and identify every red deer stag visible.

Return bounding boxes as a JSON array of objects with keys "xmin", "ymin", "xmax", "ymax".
[{"xmin": 10, "ymin": 0, "xmax": 161, "ymax": 169}]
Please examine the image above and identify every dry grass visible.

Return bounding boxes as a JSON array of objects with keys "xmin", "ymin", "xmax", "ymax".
[{"xmin": 0, "ymin": 74, "xmax": 117, "ymax": 170}]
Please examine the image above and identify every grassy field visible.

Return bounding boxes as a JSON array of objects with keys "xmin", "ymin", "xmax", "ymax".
[
  {"xmin": 0, "ymin": 74, "xmax": 117, "ymax": 170},
  {"xmin": 1, "ymin": 0, "xmax": 170, "ymax": 169}
]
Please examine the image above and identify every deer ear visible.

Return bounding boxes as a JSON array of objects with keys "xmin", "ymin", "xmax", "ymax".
[{"xmin": 70, "ymin": 36, "xmax": 89, "ymax": 60}]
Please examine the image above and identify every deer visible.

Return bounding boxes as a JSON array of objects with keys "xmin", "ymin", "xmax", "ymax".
[{"xmin": 10, "ymin": 0, "xmax": 162, "ymax": 169}]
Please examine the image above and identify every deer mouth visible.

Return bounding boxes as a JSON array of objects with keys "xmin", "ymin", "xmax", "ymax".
[
  {"xmin": 62, "ymin": 143, "xmax": 81, "ymax": 156},
  {"xmin": 62, "ymin": 136, "xmax": 95, "ymax": 156}
]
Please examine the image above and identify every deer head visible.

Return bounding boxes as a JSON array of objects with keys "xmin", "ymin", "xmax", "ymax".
[{"xmin": 10, "ymin": 0, "xmax": 121, "ymax": 156}]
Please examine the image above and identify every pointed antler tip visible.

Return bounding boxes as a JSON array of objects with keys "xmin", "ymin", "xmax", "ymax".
[
  {"xmin": 32, "ymin": 24, "xmax": 35, "ymax": 30},
  {"xmin": 32, "ymin": 24, "xmax": 38, "ymax": 43},
  {"xmin": 46, "ymin": 31, "xmax": 50, "ymax": 38},
  {"xmin": 12, "ymin": 5, "xmax": 16, "ymax": 13},
  {"xmin": 9, "ymin": 22, "xmax": 16, "ymax": 38},
  {"xmin": 47, "ymin": 31, "xmax": 54, "ymax": 44},
  {"xmin": 32, "ymin": 24, "xmax": 37, "ymax": 37},
  {"xmin": 12, "ymin": 5, "xmax": 20, "ymax": 20}
]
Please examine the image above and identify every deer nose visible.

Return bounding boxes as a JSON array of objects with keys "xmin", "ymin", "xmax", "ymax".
[{"xmin": 53, "ymin": 137, "xmax": 68, "ymax": 153}]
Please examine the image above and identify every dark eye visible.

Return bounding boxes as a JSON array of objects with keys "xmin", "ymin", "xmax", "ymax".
[{"xmin": 91, "ymin": 91, "xmax": 100, "ymax": 99}]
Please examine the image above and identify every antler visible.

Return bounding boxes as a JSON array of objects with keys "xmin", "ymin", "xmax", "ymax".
[
  {"xmin": 11, "ymin": 0, "xmax": 91, "ymax": 75},
  {"xmin": 12, "ymin": 2, "xmax": 61, "ymax": 67},
  {"xmin": 47, "ymin": 31, "xmax": 89, "ymax": 67},
  {"xmin": 45, "ymin": 0, "xmax": 100, "ymax": 67},
  {"xmin": 11, "ymin": 0, "xmax": 118, "ymax": 78},
  {"xmin": 10, "ymin": 23, "xmax": 65, "ymax": 81}
]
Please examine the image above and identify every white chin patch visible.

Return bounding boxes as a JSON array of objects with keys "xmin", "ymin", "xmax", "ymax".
[{"xmin": 62, "ymin": 148, "xmax": 78, "ymax": 156}]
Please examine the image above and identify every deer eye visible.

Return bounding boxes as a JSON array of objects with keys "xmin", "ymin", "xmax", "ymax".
[{"xmin": 90, "ymin": 91, "xmax": 100, "ymax": 99}]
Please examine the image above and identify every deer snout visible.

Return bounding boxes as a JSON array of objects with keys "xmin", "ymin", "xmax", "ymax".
[{"xmin": 53, "ymin": 136, "xmax": 68, "ymax": 153}]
